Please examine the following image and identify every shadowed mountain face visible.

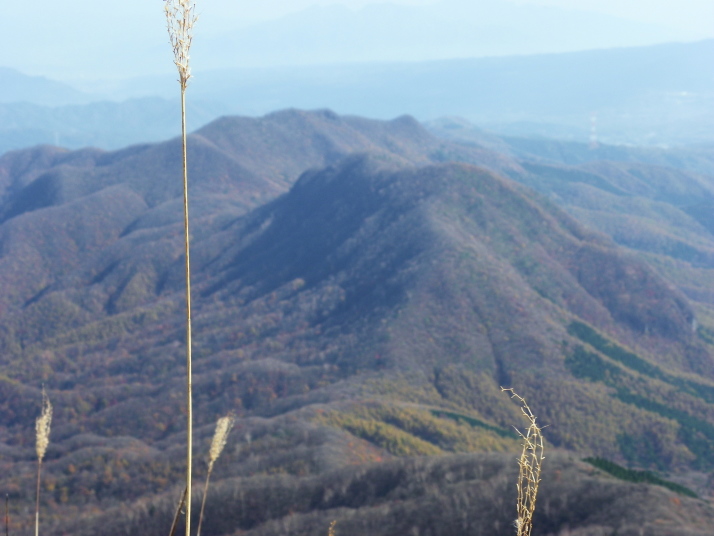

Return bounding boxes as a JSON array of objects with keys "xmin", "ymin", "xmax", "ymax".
[
  {"xmin": 0, "ymin": 110, "xmax": 511, "ymax": 321},
  {"xmin": 0, "ymin": 110, "xmax": 713, "ymax": 535}
]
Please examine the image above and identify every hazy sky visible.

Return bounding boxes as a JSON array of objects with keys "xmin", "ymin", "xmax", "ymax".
[
  {"xmin": 1, "ymin": 0, "xmax": 711, "ymax": 82},
  {"xmin": 220, "ymin": 0, "xmax": 714, "ymax": 34}
]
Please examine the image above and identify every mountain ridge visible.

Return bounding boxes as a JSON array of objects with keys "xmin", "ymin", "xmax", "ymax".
[
  {"xmin": 0, "ymin": 110, "xmax": 713, "ymax": 534},
  {"xmin": 1, "ymin": 40, "xmax": 712, "ymax": 156},
  {"xmin": 0, "ymin": 67, "xmax": 90, "ymax": 106}
]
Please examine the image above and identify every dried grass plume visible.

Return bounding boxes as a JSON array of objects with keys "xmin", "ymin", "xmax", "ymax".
[
  {"xmin": 164, "ymin": 0, "xmax": 198, "ymax": 89},
  {"xmin": 35, "ymin": 388, "xmax": 52, "ymax": 536},
  {"xmin": 502, "ymin": 388, "xmax": 545, "ymax": 536},
  {"xmin": 197, "ymin": 413, "xmax": 235, "ymax": 536},
  {"xmin": 35, "ymin": 389, "xmax": 52, "ymax": 462},
  {"xmin": 208, "ymin": 413, "xmax": 235, "ymax": 470}
]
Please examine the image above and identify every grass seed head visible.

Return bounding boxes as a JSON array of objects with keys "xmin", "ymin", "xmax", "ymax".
[
  {"xmin": 35, "ymin": 389, "xmax": 52, "ymax": 462},
  {"xmin": 164, "ymin": 0, "xmax": 198, "ymax": 88},
  {"xmin": 209, "ymin": 413, "xmax": 235, "ymax": 468},
  {"xmin": 502, "ymin": 387, "xmax": 545, "ymax": 536}
]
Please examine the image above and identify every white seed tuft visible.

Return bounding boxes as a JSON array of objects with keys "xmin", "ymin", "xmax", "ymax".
[
  {"xmin": 209, "ymin": 413, "xmax": 235, "ymax": 468},
  {"xmin": 164, "ymin": 0, "xmax": 198, "ymax": 89},
  {"xmin": 35, "ymin": 389, "xmax": 52, "ymax": 462}
]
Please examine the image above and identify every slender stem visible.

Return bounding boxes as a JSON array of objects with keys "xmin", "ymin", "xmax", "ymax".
[
  {"xmin": 35, "ymin": 460, "xmax": 41, "ymax": 536},
  {"xmin": 5, "ymin": 494, "xmax": 9, "ymax": 536},
  {"xmin": 196, "ymin": 465, "xmax": 213, "ymax": 536},
  {"xmin": 181, "ymin": 85, "xmax": 193, "ymax": 536},
  {"xmin": 168, "ymin": 487, "xmax": 188, "ymax": 536}
]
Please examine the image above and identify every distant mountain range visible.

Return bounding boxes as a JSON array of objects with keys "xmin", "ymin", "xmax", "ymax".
[
  {"xmin": 0, "ymin": 67, "xmax": 90, "ymax": 106},
  {"xmin": 1, "ymin": 40, "xmax": 712, "ymax": 156},
  {"xmin": 1, "ymin": 109, "xmax": 714, "ymax": 534},
  {"xmin": 0, "ymin": 97, "xmax": 228, "ymax": 155}
]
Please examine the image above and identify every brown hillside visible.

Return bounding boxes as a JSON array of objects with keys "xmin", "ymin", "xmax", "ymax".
[{"xmin": 0, "ymin": 111, "xmax": 713, "ymax": 534}]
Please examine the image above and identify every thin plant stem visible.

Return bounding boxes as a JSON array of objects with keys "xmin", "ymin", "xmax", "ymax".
[
  {"xmin": 181, "ymin": 83, "xmax": 193, "ymax": 536},
  {"xmin": 35, "ymin": 461, "xmax": 41, "ymax": 536},
  {"xmin": 164, "ymin": 2, "xmax": 197, "ymax": 535},
  {"xmin": 197, "ymin": 413, "xmax": 234, "ymax": 536},
  {"xmin": 196, "ymin": 467, "xmax": 212, "ymax": 536},
  {"xmin": 5, "ymin": 494, "xmax": 9, "ymax": 536},
  {"xmin": 168, "ymin": 487, "xmax": 188, "ymax": 536},
  {"xmin": 34, "ymin": 389, "xmax": 51, "ymax": 536}
]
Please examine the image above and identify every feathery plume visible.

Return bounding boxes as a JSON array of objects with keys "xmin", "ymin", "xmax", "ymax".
[
  {"xmin": 208, "ymin": 414, "xmax": 234, "ymax": 470},
  {"xmin": 35, "ymin": 388, "xmax": 52, "ymax": 536},
  {"xmin": 197, "ymin": 414, "xmax": 235, "ymax": 536},
  {"xmin": 502, "ymin": 388, "xmax": 545, "ymax": 536},
  {"xmin": 164, "ymin": 0, "xmax": 198, "ymax": 89},
  {"xmin": 35, "ymin": 389, "xmax": 52, "ymax": 461}
]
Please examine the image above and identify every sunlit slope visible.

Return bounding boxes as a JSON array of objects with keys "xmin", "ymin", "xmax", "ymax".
[{"xmin": 0, "ymin": 111, "xmax": 713, "ymax": 534}]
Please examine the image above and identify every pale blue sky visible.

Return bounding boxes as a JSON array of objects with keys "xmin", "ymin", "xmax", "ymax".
[
  {"xmin": 2, "ymin": 0, "xmax": 711, "ymax": 83},
  {"xmin": 221, "ymin": 0, "xmax": 713, "ymax": 33}
]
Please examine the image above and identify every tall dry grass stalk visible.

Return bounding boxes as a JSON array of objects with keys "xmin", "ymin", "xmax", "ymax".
[
  {"xmin": 502, "ymin": 388, "xmax": 545, "ymax": 536},
  {"xmin": 328, "ymin": 520, "xmax": 337, "ymax": 536},
  {"xmin": 164, "ymin": 2, "xmax": 197, "ymax": 536},
  {"xmin": 196, "ymin": 413, "xmax": 235, "ymax": 536},
  {"xmin": 34, "ymin": 389, "xmax": 52, "ymax": 536}
]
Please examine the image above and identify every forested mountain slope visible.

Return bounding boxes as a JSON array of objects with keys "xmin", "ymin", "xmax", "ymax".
[{"xmin": 0, "ymin": 110, "xmax": 713, "ymax": 535}]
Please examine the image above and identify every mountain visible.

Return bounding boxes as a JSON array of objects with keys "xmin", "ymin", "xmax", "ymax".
[
  {"xmin": 428, "ymin": 117, "xmax": 714, "ymax": 309},
  {"xmin": 187, "ymin": 38, "xmax": 710, "ymax": 146},
  {"xmin": 62, "ymin": 453, "xmax": 714, "ymax": 536},
  {"xmin": 0, "ymin": 67, "xmax": 90, "ymax": 106},
  {"xmin": 4, "ymin": 40, "xmax": 710, "ymax": 155},
  {"xmin": 0, "ymin": 110, "xmax": 713, "ymax": 535},
  {"xmin": 0, "ymin": 110, "xmax": 516, "ymax": 328},
  {"xmin": 428, "ymin": 118, "xmax": 714, "ymax": 175},
  {"xmin": 0, "ymin": 97, "xmax": 227, "ymax": 156}
]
